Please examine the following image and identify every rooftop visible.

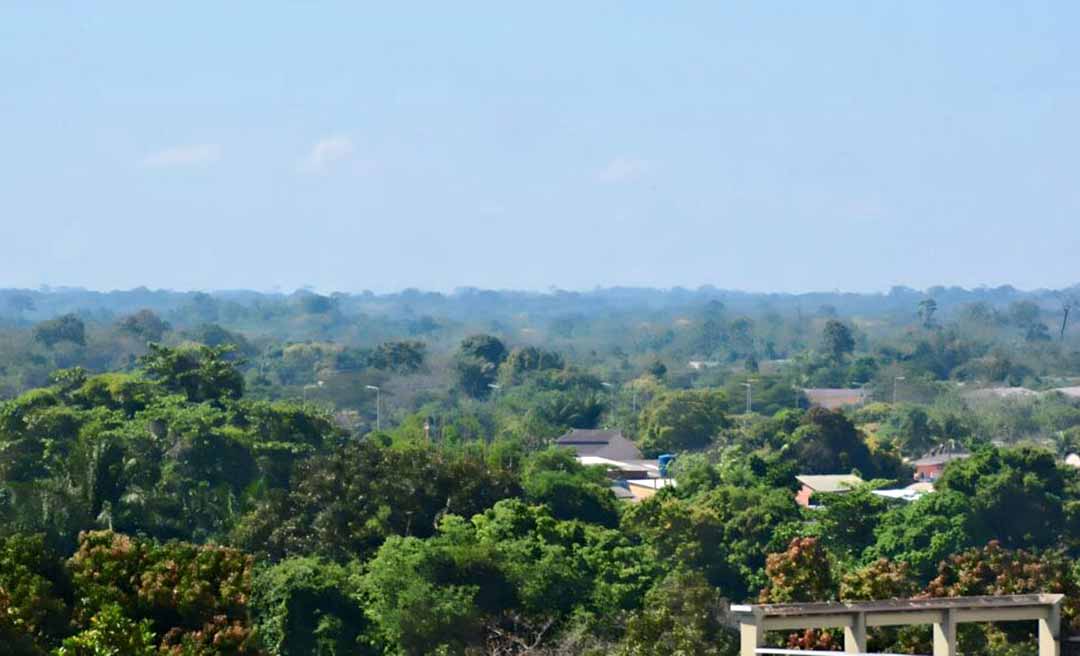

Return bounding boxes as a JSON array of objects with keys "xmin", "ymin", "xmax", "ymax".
[
  {"xmin": 555, "ymin": 429, "xmax": 644, "ymax": 461},
  {"xmin": 912, "ymin": 443, "xmax": 970, "ymax": 467},
  {"xmin": 802, "ymin": 388, "xmax": 869, "ymax": 410},
  {"xmin": 796, "ymin": 474, "xmax": 864, "ymax": 493}
]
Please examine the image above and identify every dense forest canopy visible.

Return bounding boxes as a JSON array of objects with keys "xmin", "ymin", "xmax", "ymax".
[{"xmin": 2, "ymin": 284, "xmax": 1080, "ymax": 655}]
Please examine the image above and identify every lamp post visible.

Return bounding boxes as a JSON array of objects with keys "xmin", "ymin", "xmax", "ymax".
[
  {"xmin": 365, "ymin": 385, "xmax": 381, "ymax": 431},
  {"xmin": 742, "ymin": 379, "xmax": 757, "ymax": 414},
  {"xmin": 893, "ymin": 376, "xmax": 906, "ymax": 405}
]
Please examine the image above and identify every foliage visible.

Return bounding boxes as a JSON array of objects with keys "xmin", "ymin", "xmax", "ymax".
[
  {"xmin": 617, "ymin": 570, "xmax": 738, "ymax": 656},
  {"xmin": 34, "ymin": 315, "xmax": 86, "ymax": 348},
  {"xmin": 139, "ymin": 343, "xmax": 245, "ymax": 404},
  {"xmin": 54, "ymin": 604, "xmax": 157, "ymax": 656},
  {"xmin": 250, "ymin": 557, "xmax": 372, "ymax": 656},
  {"xmin": 759, "ymin": 537, "xmax": 836, "ymax": 603},
  {"xmin": 638, "ymin": 389, "xmax": 729, "ymax": 456},
  {"xmin": 232, "ymin": 441, "xmax": 521, "ymax": 561},
  {"xmin": 936, "ymin": 446, "xmax": 1079, "ymax": 550}
]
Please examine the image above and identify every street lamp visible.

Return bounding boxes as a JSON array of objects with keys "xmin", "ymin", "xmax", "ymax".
[
  {"xmin": 893, "ymin": 376, "xmax": 906, "ymax": 405},
  {"xmin": 742, "ymin": 379, "xmax": 757, "ymax": 414},
  {"xmin": 365, "ymin": 385, "xmax": 381, "ymax": 431}
]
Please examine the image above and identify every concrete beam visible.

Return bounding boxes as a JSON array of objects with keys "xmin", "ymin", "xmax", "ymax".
[
  {"xmin": 1039, "ymin": 602, "xmax": 1061, "ymax": 656},
  {"xmin": 740, "ymin": 621, "xmax": 764, "ymax": 656},
  {"xmin": 933, "ymin": 609, "xmax": 956, "ymax": 656},
  {"xmin": 843, "ymin": 612, "xmax": 867, "ymax": 654},
  {"xmin": 763, "ymin": 614, "xmax": 854, "ymax": 631}
]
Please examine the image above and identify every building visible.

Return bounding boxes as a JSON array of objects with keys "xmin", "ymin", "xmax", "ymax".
[
  {"xmin": 554, "ymin": 428, "xmax": 644, "ymax": 461},
  {"xmin": 912, "ymin": 443, "xmax": 970, "ymax": 482},
  {"xmin": 556, "ymin": 431, "xmax": 677, "ymax": 502},
  {"xmin": 794, "ymin": 474, "xmax": 864, "ymax": 508},
  {"xmin": 802, "ymin": 387, "xmax": 869, "ymax": 410}
]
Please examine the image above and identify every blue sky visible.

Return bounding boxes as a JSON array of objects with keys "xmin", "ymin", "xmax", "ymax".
[{"xmin": 2, "ymin": 2, "xmax": 1078, "ymax": 293}]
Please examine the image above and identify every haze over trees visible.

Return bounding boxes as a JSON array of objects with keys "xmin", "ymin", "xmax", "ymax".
[{"xmin": 1, "ymin": 284, "xmax": 1080, "ymax": 654}]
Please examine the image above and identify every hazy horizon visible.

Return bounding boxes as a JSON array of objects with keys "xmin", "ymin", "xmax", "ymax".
[{"xmin": 4, "ymin": 3, "xmax": 1079, "ymax": 293}]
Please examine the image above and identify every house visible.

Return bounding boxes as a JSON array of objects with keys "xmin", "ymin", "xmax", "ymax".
[
  {"xmin": 555, "ymin": 429, "xmax": 644, "ymax": 461},
  {"xmin": 795, "ymin": 474, "xmax": 864, "ymax": 508},
  {"xmin": 623, "ymin": 477, "xmax": 675, "ymax": 501},
  {"xmin": 911, "ymin": 444, "xmax": 970, "ymax": 482},
  {"xmin": 802, "ymin": 388, "xmax": 869, "ymax": 410}
]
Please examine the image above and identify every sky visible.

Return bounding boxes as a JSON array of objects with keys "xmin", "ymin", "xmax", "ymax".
[{"xmin": 2, "ymin": 2, "xmax": 1079, "ymax": 294}]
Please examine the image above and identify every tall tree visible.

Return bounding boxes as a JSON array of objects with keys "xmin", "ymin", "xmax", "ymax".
[
  {"xmin": 917, "ymin": 298, "xmax": 938, "ymax": 328},
  {"xmin": 820, "ymin": 320, "xmax": 855, "ymax": 362}
]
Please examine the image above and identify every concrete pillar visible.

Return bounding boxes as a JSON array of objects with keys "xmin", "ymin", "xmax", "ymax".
[
  {"xmin": 933, "ymin": 608, "xmax": 957, "ymax": 656},
  {"xmin": 844, "ymin": 612, "xmax": 867, "ymax": 654},
  {"xmin": 740, "ymin": 620, "xmax": 764, "ymax": 656},
  {"xmin": 1039, "ymin": 603, "xmax": 1061, "ymax": 656}
]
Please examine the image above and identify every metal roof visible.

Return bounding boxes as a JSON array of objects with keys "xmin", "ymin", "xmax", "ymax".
[{"xmin": 795, "ymin": 474, "xmax": 864, "ymax": 493}]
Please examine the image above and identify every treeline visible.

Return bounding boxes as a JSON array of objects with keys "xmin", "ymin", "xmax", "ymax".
[{"xmin": 3, "ymin": 347, "xmax": 1080, "ymax": 654}]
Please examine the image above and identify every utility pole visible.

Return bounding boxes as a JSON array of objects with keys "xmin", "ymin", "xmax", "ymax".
[
  {"xmin": 602, "ymin": 382, "xmax": 616, "ymax": 428},
  {"xmin": 893, "ymin": 376, "xmax": 905, "ymax": 405},
  {"xmin": 365, "ymin": 385, "xmax": 381, "ymax": 431}
]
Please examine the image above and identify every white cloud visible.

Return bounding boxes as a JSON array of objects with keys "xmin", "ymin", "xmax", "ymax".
[
  {"xmin": 596, "ymin": 156, "xmax": 651, "ymax": 183},
  {"xmin": 140, "ymin": 144, "xmax": 221, "ymax": 169},
  {"xmin": 300, "ymin": 136, "xmax": 355, "ymax": 173}
]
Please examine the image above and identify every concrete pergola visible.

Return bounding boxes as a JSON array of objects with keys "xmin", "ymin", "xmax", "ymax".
[{"xmin": 731, "ymin": 593, "xmax": 1064, "ymax": 656}]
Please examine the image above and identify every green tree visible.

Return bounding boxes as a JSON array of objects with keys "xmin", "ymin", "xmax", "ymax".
[
  {"xmin": 232, "ymin": 441, "xmax": 520, "ymax": 561},
  {"xmin": 618, "ymin": 570, "xmax": 738, "ymax": 656},
  {"xmin": 139, "ymin": 343, "xmax": 244, "ymax": 403},
  {"xmin": 33, "ymin": 315, "xmax": 86, "ymax": 348},
  {"xmin": 816, "ymin": 485, "xmax": 894, "ymax": 563},
  {"xmin": 759, "ymin": 536, "xmax": 836, "ymax": 603},
  {"xmin": 0, "ymin": 534, "xmax": 71, "ymax": 655},
  {"xmin": 917, "ymin": 298, "xmax": 938, "ymax": 328},
  {"xmin": 638, "ymin": 389, "xmax": 729, "ymax": 456},
  {"xmin": 454, "ymin": 335, "xmax": 508, "ymax": 398},
  {"xmin": 370, "ymin": 340, "xmax": 426, "ymax": 373},
  {"xmin": 55, "ymin": 604, "xmax": 156, "ymax": 656},
  {"xmin": 251, "ymin": 557, "xmax": 373, "ymax": 656},
  {"xmin": 820, "ymin": 319, "xmax": 854, "ymax": 362},
  {"xmin": 116, "ymin": 310, "xmax": 170, "ymax": 342},
  {"xmin": 840, "ymin": 559, "xmax": 917, "ymax": 601},
  {"xmin": 521, "ymin": 448, "xmax": 619, "ymax": 527},
  {"xmin": 362, "ymin": 525, "xmax": 510, "ymax": 656},
  {"xmin": 869, "ymin": 490, "xmax": 977, "ymax": 580},
  {"xmin": 936, "ymin": 446, "xmax": 1078, "ymax": 550}
]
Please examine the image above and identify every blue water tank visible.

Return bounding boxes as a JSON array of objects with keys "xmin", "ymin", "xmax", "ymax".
[{"xmin": 658, "ymin": 454, "xmax": 676, "ymax": 478}]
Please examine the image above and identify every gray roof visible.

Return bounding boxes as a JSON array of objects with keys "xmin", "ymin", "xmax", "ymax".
[
  {"xmin": 912, "ymin": 444, "xmax": 970, "ymax": 467},
  {"xmin": 555, "ymin": 429, "xmax": 644, "ymax": 461},
  {"xmin": 802, "ymin": 388, "xmax": 869, "ymax": 409}
]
